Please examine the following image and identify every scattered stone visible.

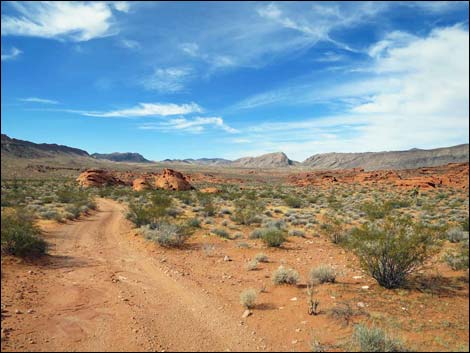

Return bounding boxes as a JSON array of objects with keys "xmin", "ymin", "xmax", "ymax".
[
  {"xmin": 242, "ymin": 310, "xmax": 252, "ymax": 318},
  {"xmin": 15, "ymin": 309, "xmax": 22, "ymax": 314},
  {"xmin": 361, "ymin": 285, "xmax": 369, "ymax": 290},
  {"xmin": 223, "ymin": 256, "xmax": 231, "ymax": 262},
  {"xmin": 290, "ymin": 297, "xmax": 298, "ymax": 301},
  {"xmin": 357, "ymin": 302, "xmax": 365, "ymax": 308}
]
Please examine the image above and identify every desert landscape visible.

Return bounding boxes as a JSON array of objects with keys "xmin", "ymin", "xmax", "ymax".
[{"xmin": 1, "ymin": 1, "xmax": 469, "ymax": 352}]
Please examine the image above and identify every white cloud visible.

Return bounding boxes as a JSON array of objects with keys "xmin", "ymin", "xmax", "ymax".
[
  {"xmin": 230, "ymin": 25, "xmax": 469, "ymax": 160},
  {"xmin": 79, "ymin": 102, "xmax": 203, "ymax": 118},
  {"xmin": 140, "ymin": 117, "xmax": 238, "ymax": 134},
  {"xmin": 110, "ymin": 1, "xmax": 130, "ymax": 13},
  {"xmin": 19, "ymin": 97, "xmax": 58, "ymax": 104},
  {"xmin": 1, "ymin": 2, "xmax": 127, "ymax": 41},
  {"xmin": 119, "ymin": 38, "xmax": 140, "ymax": 50},
  {"xmin": 1, "ymin": 46, "xmax": 22, "ymax": 61},
  {"xmin": 143, "ymin": 67, "xmax": 193, "ymax": 93}
]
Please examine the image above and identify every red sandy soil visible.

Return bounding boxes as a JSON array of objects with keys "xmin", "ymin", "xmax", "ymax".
[{"xmin": 1, "ymin": 199, "xmax": 468, "ymax": 352}]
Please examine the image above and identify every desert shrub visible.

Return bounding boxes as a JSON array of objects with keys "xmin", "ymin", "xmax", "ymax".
[
  {"xmin": 220, "ymin": 208, "xmax": 232, "ymax": 215},
  {"xmin": 288, "ymin": 229, "xmax": 305, "ymax": 237},
  {"xmin": 186, "ymin": 217, "xmax": 201, "ymax": 228},
  {"xmin": 232, "ymin": 198, "xmax": 264, "ymax": 225},
  {"xmin": 166, "ymin": 208, "xmax": 182, "ymax": 218},
  {"xmin": 141, "ymin": 222, "xmax": 192, "ymax": 248},
  {"xmin": 249, "ymin": 229, "xmax": 262, "ymax": 239},
  {"xmin": 212, "ymin": 228, "xmax": 230, "ymax": 239},
  {"xmin": 328, "ymin": 302, "xmax": 354, "ymax": 326},
  {"xmin": 320, "ymin": 214, "xmax": 346, "ymax": 244},
  {"xmin": 221, "ymin": 220, "xmax": 228, "ymax": 227},
  {"xmin": 198, "ymin": 194, "xmax": 216, "ymax": 217},
  {"xmin": 254, "ymin": 253, "xmax": 269, "ymax": 263},
  {"xmin": 352, "ymin": 324, "xmax": 407, "ymax": 352},
  {"xmin": 284, "ymin": 196, "xmax": 302, "ymax": 208},
  {"xmin": 240, "ymin": 288, "xmax": 257, "ymax": 309},
  {"xmin": 444, "ymin": 241, "xmax": 469, "ymax": 270},
  {"xmin": 360, "ymin": 201, "xmax": 391, "ymax": 220},
  {"xmin": 245, "ymin": 259, "xmax": 259, "ymax": 271},
  {"xmin": 262, "ymin": 219, "xmax": 286, "ymax": 230},
  {"xmin": 461, "ymin": 217, "xmax": 469, "ymax": 232},
  {"xmin": 349, "ymin": 216, "xmax": 439, "ymax": 289},
  {"xmin": 126, "ymin": 202, "xmax": 157, "ymax": 226},
  {"xmin": 272, "ymin": 265, "xmax": 299, "ymax": 285},
  {"xmin": 446, "ymin": 227, "xmax": 468, "ymax": 243},
  {"xmin": 260, "ymin": 227, "xmax": 286, "ymax": 247},
  {"xmin": 1, "ymin": 209, "xmax": 47, "ymax": 257},
  {"xmin": 309, "ymin": 265, "xmax": 336, "ymax": 284},
  {"xmin": 65, "ymin": 204, "xmax": 81, "ymax": 219}
]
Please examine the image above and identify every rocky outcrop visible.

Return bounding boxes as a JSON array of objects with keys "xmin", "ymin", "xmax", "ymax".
[
  {"xmin": 76, "ymin": 169, "xmax": 126, "ymax": 188},
  {"xmin": 232, "ymin": 152, "xmax": 296, "ymax": 168},
  {"xmin": 153, "ymin": 168, "xmax": 193, "ymax": 191},
  {"xmin": 132, "ymin": 177, "xmax": 152, "ymax": 191},
  {"xmin": 288, "ymin": 163, "xmax": 469, "ymax": 190}
]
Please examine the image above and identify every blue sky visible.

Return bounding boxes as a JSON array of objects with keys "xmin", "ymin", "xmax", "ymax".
[{"xmin": 1, "ymin": 1, "xmax": 469, "ymax": 161}]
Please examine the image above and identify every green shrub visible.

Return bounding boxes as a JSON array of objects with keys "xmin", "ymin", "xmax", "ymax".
[
  {"xmin": 1, "ymin": 209, "xmax": 47, "ymax": 257},
  {"xmin": 444, "ymin": 241, "xmax": 469, "ymax": 270},
  {"xmin": 320, "ymin": 214, "xmax": 346, "ymax": 244},
  {"xmin": 446, "ymin": 227, "xmax": 468, "ymax": 243},
  {"xmin": 272, "ymin": 265, "xmax": 299, "ymax": 285},
  {"xmin": 284, "ymin": 196, "xmax": 302, "ymax": 208},
  {"xmin": 240, "ymin": 289, "xmax": 257, "ymax": 309},
  {"xmin": 245, "ymin": 259, "xmax": 259, "ymax": 271},
  {"xmin": 309, "ymin": 265, "xmax": 336, "ymax": 284},
  {"xmin": 186, "ymin": 218, "xmax": 201, "ymax": 228},
  {"xmin": 260, "ymin": 227, "xmax": 286, "ymax": 247},
  {"xmin": 212, "ymin": 228, "xmax": 230, "ymax": 239},
  {"xmin": 353, "ymin": 324, "xmax": 407, "ymax": 352},
  {"xmin": 288, "ymin": 229, "xmax": 305, "ymax": 237},
  {"xmin": 254, "ymin": 253, "xmax": 269, "ymax": 263},
  {"xmin": 232, "ymin": 198, "xmax": 264, "ymax": 225},
  {"xmin": 140, "ymin": 222, "xmax": 192, "ymax": 248},
  {"xmin": 349, "ymin": 216, "xmax": 439, "ymax": 289}
]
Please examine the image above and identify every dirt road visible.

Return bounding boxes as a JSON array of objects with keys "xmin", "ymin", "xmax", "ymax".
[{"xmin": 1, "ymin": 199, "xmax": 264, "ymax": 352}]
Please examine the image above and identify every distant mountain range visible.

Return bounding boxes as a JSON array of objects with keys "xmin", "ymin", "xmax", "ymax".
[
  {"xmin": 92, "ymin": 152, "xmax": 151, "ymax": 163},
  {"xmin": 1, "ymin": 134, "xmax": 468, "ymax": 170}
]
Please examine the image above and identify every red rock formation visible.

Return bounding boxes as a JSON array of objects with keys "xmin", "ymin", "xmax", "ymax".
[
  {"xmin": 153, "ymin": 168, "xmax": 193, "ymax": 191},
  {"xmin": 76, "ymin": 169, "xmax": 125, "ymax": 188},
  {"xmin": 132, "ymin": 177, "xmax": 152, "ymax": 191}
]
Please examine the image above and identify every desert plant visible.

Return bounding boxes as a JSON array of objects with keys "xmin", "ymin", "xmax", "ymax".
[
  {"xmin": 288, "ymin": 229, "xmax": 305, "ymax": 237},
  {"xmin": 254, "ymin": 253, "xmax": 269, "ymax": 263},
  {"xmin": 309, "ymin": 265, "xmax": 336, "ymax": 284},
  {"xmin": 307, "ymin": 284, "xmax": 320, "ymax": 316},
  {"xmin": 446, "ymin": 227, "xmax": 468, "ymax": 243},
  {"xmin": 240, "ymin": 288, "xmax": 257, "ymax": 309},
  {"xmin": 349, "ymin": 216, "xmax": 439, "ymax": 289},
  {"xmin": 1, "ymin": 209, "xmax": 47, "ymax": 257},
  {"xmin": 141, "ymin": 222, "xmax": 192, "ymax": 248},
  {"xmin": 444, "ymin": 241, "xmax": 469, "ymax": 270},
  {"xmin": 328, "ymin": 302, "xmax": 354, "ymax": 326},
  {"xmin": 284, "ymin": 195, "xmax": 302, "ymax": 208},
  {"xmin": 212, "ymin": 228, "xmax": 230, "ymax": 239},
  {"xmin": 245, "ymin": 259, "xmax": 259, "ymax": 271},
  {"xmin": 352, "ymin": 324, "xmax": 407, "ymax": 352},
  {"xmin": 260, "ymin": 227, "xmax": 286, "ymax": 247},
  {"xmin": 272, "ymin": 265, "xmax": 299, "ymax": 285},
  {"xmin": 232, "ymin": 198, "xmax": 264, "ymax": 225},
  {"xmin": 320, "ymin": 214, "xmax": 346, "ymax": 244}
]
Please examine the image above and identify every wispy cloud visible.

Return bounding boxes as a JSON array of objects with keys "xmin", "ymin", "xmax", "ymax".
[
  {"xmin": 142, "ymin": 67, "xmax": 193, "ymax": 93},
  {"xmin": 139, "ymin": 116, "xmax": 238, "ymax": 134},
  {"xmin": 119, "ymin": 38, "xmax": 140, "ymax": 50},
  {"xmin": 19, "ymin": 97, "xmax": 58, "ymax": 104},
  {"xmin": 228, "ymin": 25, "xmax": 469, "ymax": 160},
  {"xmin": 1, "ymin": 1, "xmax": 129, "ymax": 42},
  {"xmin": 1, "ymin": 47, "xmax": 22, "ymax": 61},
  {"xmin": 80, "ymin": 102, "xmax": 203, "ymax": 118}
]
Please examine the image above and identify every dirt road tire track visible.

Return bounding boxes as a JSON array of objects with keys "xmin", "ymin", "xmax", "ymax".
[{"xmin": 1, "ymin": 198, "xmax": 264, "ymax": 352}]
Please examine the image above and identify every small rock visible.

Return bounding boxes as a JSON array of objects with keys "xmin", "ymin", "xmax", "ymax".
[
  {"xmin": 290, "ymin": 297, "xmax": 297, "ymax": 301},
  {"xmin": 357, "ymin": 302, "xmax": 365, "ymax": 308},
  {"xmin": 27, "ymin": 309, "xmax": 34, "ymax": 314},
  {"xmin": 242, "ymin": 310, "xmax": 252, "ymax": 318},
  {"xmin": 223, "ymin": 256, "xmax": 231, "ymax": 262},
  {"xmin": 15, "ymin": 309, "xmax": 22, "ymax": 314},
  {"xmin": 292, "ymin": 340, "xmax": 298, "ymax": 345},
  {"xmin": 361, "ymin": 285, "xmax": 369, "ymax": 290}
]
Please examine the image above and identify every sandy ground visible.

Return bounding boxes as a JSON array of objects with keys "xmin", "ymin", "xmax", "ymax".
[
  {"xmin": 1, "ymin": 199, "xmax": 265, "ymax": 352},
  {"xmin": 2, "ymin": 198, "xmax": 468, "ymax": 352}
]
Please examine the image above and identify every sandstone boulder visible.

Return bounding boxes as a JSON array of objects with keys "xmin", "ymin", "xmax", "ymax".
[
  {"xmin": 153, "ymin": 168, "xmax": 193, "ymax": 191},
  {"xmin": 132, "ymin": 177, "xmax": 152, "ymax": 191},
  {"xmin": 76, "ymin": 169, "xmax": 125, "ymax": 188}
]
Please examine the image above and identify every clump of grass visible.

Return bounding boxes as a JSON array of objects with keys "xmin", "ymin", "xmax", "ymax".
[
  {"xmin": 272, "ymin": 265, "xmax": 299, "ymax": 285},
  {"xmin": 444, "ymin": 241, "xmax": 469, "ymax": 270},
  {"xmin": 240, "ymin": 288, "xmax": 257, "ymax": 309},
  {"xmin": 186, "ymin": 217, "xmax": 201, "ymax": 228},
  {"xmin": 140, "ymin": 222, "xmax": 192, "ymax": 248},
  {"xmin": 260, "ymin": 227, "xmax": 286, "ymax": 247},
  {"xmin": 288, "ymin": 229, "xmax": 305, "ymax": 237},
  {"xmin": 352, "ymin": 324, "xmax": 407, "ymax": 352},
  {"xmin": 328, "ymin": 302, "xmax": 354, "ymax": 326},
  {"xmin": 320, "ymin": 214, "xmax": 347, "ymax": 244},
  {"xmin": 211, "ymin": 228, "xmax": 230, "ymax": 239},
  {"xmin": 309, "ymin": 265, "xmax": 336, "ymax": 284},
  {"xmin": 254, "ymin": 253, "xmax": 269, "ymax": 263},
  {"xmin": 446, "ymin": 227, "xmax": 468, "ymax": 243},
  {"xmin": 1, "ymin": 208, "xmax": 47, "ymax": 257},
  {"xmin": 245, "ymin": 259, "xmax": 259, "ymax": 271}
]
